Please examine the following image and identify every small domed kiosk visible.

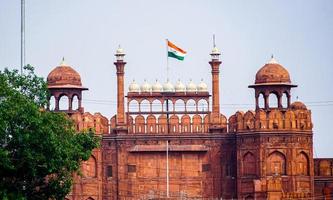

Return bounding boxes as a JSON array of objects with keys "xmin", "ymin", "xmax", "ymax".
[
  {"xmin": 47, "ymin": 58, "xmax": 88, "ymax": 113},
  {"xmin": 249, "ymin": 56, "xmax": 297, "ymax": 110}
]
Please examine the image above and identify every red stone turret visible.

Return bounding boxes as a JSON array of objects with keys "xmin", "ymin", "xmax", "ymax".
[
  {"xmin": 47, "ymin": 58, "xmax": 88, "ymax": 114},
  {"xmin": 114, "ymin": 47, "xmax": 126, "ymax": 126}
]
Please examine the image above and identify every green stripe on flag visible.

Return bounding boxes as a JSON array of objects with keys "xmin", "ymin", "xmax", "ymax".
[{"xmin": 168, "ymin": 51, "xmax": 185, "ymax": 61}]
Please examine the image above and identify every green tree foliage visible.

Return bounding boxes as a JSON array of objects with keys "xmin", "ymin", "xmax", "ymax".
[{"xmin": 0, "ymin": 66, "xmax": 100, "ymax": 200}]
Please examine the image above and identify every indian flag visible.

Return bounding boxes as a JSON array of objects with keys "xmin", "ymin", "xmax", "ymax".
[{"xmin": 167, "ymin": 40, "xmax": 187, "ymax": 61}]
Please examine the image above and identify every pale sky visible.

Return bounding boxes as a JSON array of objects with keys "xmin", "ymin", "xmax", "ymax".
[{"xmin": 1, "ymin": 0, "xmax": 332, "ymax": 157}]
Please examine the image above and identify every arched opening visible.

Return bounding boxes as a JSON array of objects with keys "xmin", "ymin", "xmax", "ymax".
[
  {"xmin": 49, "ymin": 96, "xmax": 56, "ymax": 110},
  {"xmin": 269, "ymin": 93, "xmax": 278, "ymax": 108},
  {"xmin": 258, "ymin": 93, "xmax": 265, "ymax": 108},
  {"xmin": 192, "ymin": 114, "xmax": 202, "ymax": 133},
  {"xmin": 135, "ymin": 115, "xmax": 145, "ymax": 133},
  {"xmin": 282, "ymin": 92, "xmax": 288, "ymax": 108},
  {"xmin": 163, "ymin": 99, "xmax": 173, "ymax": 112},
  {"xmin": 158, "ymin": 115, "xmax": 167, "ymax": 133},
  {"xmin": 146, "ymin": 114, "xmax": 156, "ymax": 133},
  {"xmin": 174, "ymin": 99, "xmax": 185, "ymax": 112},
  {"xmin": 129, "ymin": 100, "xmax": 139, "ymax": 112},
  {"xmin": 140, "ymin": 99, "xmax": 150, "ymax": 112},
  {"xmin": 198, "ymin": 99, "xmax": 208, "ymax": 112},
  {"xmin": 297, "ymin": 152, "xmax": 309, "ymax": 175},
  {"xmin": 72, "ymin": 95, "xmax": 79, "ymax": 110},
  {"xmin": 59, "ymin": 95, "xmax": 69, "ymax": 110},
  {"xmin": 151, "ymin": 99, "xmax": 162, "ymax": 112},
  {"xmin": 181, "ymin": 115, "xmax": 191, "ymax": 133},
  {"xmin": 169, "ymin": 115, "xmax": 179, "ymax": 133},
  {"xmin": 243, "ymin": 152, "xmax": 256, "ymax": 176},
  {"xmin": 82, "ymin": 156, "xmax": 97, "ymax": 178},
  {"xmin": 186, "ymin": 99, "xmax": 196, "ymax": 112},
  {"xmin": 267, "ymin": 151, "xmax": 286, "ymax": 175}
]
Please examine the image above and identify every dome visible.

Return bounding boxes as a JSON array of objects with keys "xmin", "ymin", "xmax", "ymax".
[
  {"xmin": 47, "ymin": 59, "xmax": 82, "ymax": 88},
  {"xmin": 197, "ymin": 79, "xmax": 208, "ymax": 92},
  {"xmin": 163, "ymin": 80, "xmax": 174, "ymax": 92},
  {"xmin": 140, "ymin": 80, "xmax": 151, "ymax": 93},
  {"xmin": 175, "ymin": 80, "xmax": 186, "ymax": 92},
  {"xmin": 152, "ymin": 80, "xmax": 163, "ymax": 92},
  {"xmin": 128, "ymin": 80, "xmax": 140, "ymax": 92},
  {"xmin": 255, "ymin": 57, "xmax": 291, "ymax": 84},
  {"xmin": 116, "ymin": 47, "xmax": 124, "ymax": 55},
  {"xmin": 186, "ymin": 80, "xmax": 197, "ymax": 92},
  {"xmin": 290, "ymin": 101, "xmax": 307, "ymax": 110}
]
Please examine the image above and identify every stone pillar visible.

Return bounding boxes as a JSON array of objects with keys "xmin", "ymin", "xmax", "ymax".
[
  {"xmin": 55, "ymin": 96, "xmax": 59, "ymax": 111},
  {"xmin": 68, "ymin": 96, "xmax": 72, "ymax": 111},
  {"xmin": 264, "ymin": 94, "xmax": 269, "ymax": 109},
  {"xmin": 255, "ymin": 95, "xmax": 259, "ymax": 110},
  {"xmin": 278, "ymin": 94, "xmax": 282, "ymax": 108},
  {"xmin": 287, "ymin": 93, "xmax": 291, "ymax": 108},
  {"xmin": 114, "ymin": 48, "xmax": 126, "ymax": 126}
]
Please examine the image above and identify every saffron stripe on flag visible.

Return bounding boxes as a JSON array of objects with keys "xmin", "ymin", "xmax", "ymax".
[{"xmin": 167, "ymin": 41, "xmax": 187, "ymax": 54}]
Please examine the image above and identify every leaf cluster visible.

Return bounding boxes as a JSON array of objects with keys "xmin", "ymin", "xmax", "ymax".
[{"xmin": 0, "ymin": 66, "xmax": 99, "ymax": 200}]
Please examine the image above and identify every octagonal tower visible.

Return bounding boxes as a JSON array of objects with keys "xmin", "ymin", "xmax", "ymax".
[{"xmin": 230, "ymin": 57, "xmax": 314, "ymax": 199}]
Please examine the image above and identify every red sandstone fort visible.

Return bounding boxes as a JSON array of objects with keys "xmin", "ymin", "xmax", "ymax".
[{"xmin": 46, "ymin": 46, "xmax": 333, "ymax": 199}]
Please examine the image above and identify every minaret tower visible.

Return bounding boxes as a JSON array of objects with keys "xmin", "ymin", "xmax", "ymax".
[
  {"xmin": 209, "ymin": 46, "xmax": 222, "ymax": 126},
  {"xmin": 114, "ymin": 47, "xmax": 126, "ymax": 126}
]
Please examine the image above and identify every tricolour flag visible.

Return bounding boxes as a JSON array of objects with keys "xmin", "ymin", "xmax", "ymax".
[{"xmin": 167, "ymin": 40, "xmax": 187, "ymax": 61}]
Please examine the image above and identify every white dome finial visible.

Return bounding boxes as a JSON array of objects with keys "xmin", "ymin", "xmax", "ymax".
[
  {"xmin": 268, "ymin": 54, "xmax": 278, "ymax": 64},
  {"xmin": 60, "ymin": 57, "xmax": 67, "ymax": 66}
]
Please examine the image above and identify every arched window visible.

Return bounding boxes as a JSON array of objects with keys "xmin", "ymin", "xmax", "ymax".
[
  {"xmin": 267, "ymin": 151, "xmax": 286, "ymax": 175},
  {"xmin": 243, "ymin": 152, "xmax": 256, "ymax": 175},
  {"xmin": 82, "ymin": 156, "xmax": 97, "ymax": 178},
  {"xmin": 59, "ymin": 95, "xmax": 69, "ymax": 110},
  {"xmin": 186, "ymin": 99, "xmax": 196, "ymax": 112},
  {"xmin": 174, "ymin": 99, "xmax": 185, "ymax": 112},
  {"xmin": 140, "ymin": 99, "xmax": 150, "ymax": 112},
  {"xmin": 258, "ymin": 93, "xmax": 265, "ymax": 108},
  {"xmin": 151, "ymin": 99, "xmax": 162, "ymax": 112},
  {"xmin": 297, "ymin": 152, "xmax": 309, "ymax": 175},
  {"xmin": 49, "ymin": 96, "xmax": 56, "ymax": 110},
  {"xmin": 269, "ymin": 93, "xmax": 278, "ymax": 108},
  {"xmin": 129, "ymin": 100, "xmax": 139, "ymax": 112},
  {"xmin": 72, "ymin": 95, "xmax": 79, "ymax": 110},
  {"xmin": 197, "ymin": 99, "xmax": 208, "ymax": 112}
]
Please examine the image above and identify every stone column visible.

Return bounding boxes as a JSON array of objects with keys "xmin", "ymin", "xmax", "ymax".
[
  {"xmin": 209, "ymin": 49, "xmax": 222, "ymax": 126},
  {"xmin": 114, "ymin": 49, "xmax": 126, "ymax": 126}
]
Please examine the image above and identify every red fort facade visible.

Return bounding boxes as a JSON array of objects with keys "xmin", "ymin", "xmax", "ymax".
[{"xmin": 46, "ymin": 47, "xmax": 333, "ymax": 200}]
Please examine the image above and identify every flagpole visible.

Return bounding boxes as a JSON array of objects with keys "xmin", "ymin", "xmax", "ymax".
[
  {"xmin": 166, "ymin": 140, "xmax": 169, "ymax": 198},
  {"xmin": 166, "ymin": 39, "xmax": 169, "ymax": 80}
]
